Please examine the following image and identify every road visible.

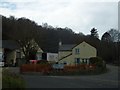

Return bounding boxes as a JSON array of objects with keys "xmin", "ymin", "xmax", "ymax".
[{"xmin": 21, "ymin": 64, "xmax": 119, "ymax": 88}]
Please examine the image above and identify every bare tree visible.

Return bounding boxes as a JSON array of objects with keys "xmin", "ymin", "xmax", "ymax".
[
  {"xmin": 108, "ymin": 29, "xmax": 120, "ymax": 42},
  {"xmin": 17, "ymin": 39, "xmax": 39, "ymax": 63}
]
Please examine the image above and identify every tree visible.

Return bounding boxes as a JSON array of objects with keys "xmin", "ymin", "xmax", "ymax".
[
  {"xmin": 15, "ymin": 18, "xmax": 39, "ymax": 63},
  {"xmin": 108, "ymin": 29, "xmax": 120, "ymax": 42},
  {"xmin": 2, "ymin": 16, "xmax": 39, "ymax": 63},
  {"xmin": 90, "ymin": 28, "xmax": 99, "ymax": 38},
  {"xmin": 17, "ymin": 39, "xmax": 39, "ymax": 63},
  {"xmin": 101, "ymin": 32, "xmax": 111, "ymax": 42}
]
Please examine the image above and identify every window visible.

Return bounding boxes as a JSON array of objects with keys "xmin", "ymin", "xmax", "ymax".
[
  {"xmin": 75, "ymin": 48, "xmax": 80, "ymax": 54},
  {"xmin": 75, "ymin": 58, "xmax": 80, "ymax": 64},
  {"xmin": 81, "ymin": 58, "xmax": 88, "ymax": 64},
  {"xmin": 36, "ymin": 53, "xmax": 42, "ymax": 60}
]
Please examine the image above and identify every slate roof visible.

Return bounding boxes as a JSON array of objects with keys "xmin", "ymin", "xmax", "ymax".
[
  {"xmin": 0, "ymin": 40, "xmax": 20, "ymax": 50},
  {"xmin": 59, "ymin": 41, "xmax": 97, "ymax": 51},
  {"xmin": 59, "ymin": 44, "xmax": 76, "ymax": 51}
]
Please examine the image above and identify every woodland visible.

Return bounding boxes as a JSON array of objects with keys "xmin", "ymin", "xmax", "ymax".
[{"xmin": 2, "ymin": 15, "xmax": 120, "ymax": 65}]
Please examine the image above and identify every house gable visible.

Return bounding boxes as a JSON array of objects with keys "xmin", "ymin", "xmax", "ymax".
[
  {"xmin": 72, "ymin": 41, "xmax": 97, "ymax": 58},
  {"xmin": 37, "ymin": 47, "xmax": 43, "ymax": 53},
  {"xmin": 58, "ymin": 41, "xmax": 97, "ymax": 65}
]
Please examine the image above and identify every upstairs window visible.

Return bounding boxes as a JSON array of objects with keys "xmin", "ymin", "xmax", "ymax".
[{"xmin": 75, "ymin": 48, "xmax": 80, "ymax": 54}]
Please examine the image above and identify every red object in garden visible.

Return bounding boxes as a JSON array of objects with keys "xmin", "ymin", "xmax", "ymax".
[{"xmin": 30, "ymin": 60, "xmax": 38, "ymax": 64}]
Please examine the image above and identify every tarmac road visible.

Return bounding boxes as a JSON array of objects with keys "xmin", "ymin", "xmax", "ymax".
[{"xmin": 21, "ymin": 64, "xmax": 119, "ymax": 88}]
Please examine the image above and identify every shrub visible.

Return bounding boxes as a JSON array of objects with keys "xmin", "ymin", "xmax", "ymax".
[{"xmin": 89, "ymin": 57, "xmax": 106, "ymax": 70}]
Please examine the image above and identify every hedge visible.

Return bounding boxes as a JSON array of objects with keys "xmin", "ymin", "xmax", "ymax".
[
  {"xmin": 20, "ymin": 64, "xmax": 52, "ymax": 74},
  {"xmin": 63, "ymin": 64, "xmax": 96, "ymax": 72}
]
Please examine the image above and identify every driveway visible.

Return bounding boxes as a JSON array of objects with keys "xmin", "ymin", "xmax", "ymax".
[{"xmin": 21, "ymin": 64, "xmax": 119, "ymax": 88}]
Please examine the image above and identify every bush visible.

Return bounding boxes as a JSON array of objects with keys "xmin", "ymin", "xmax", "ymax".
[
  {"xmin": 89, "ymin": 57, "xmax": 106, "ymax": 70},
  {"xmin": 63, "ymin": 64, "xmax": 96, "ymax": 72},
  {"xmin": 2, "ymin": 69, "xmax": 25, "ymax": 89}
]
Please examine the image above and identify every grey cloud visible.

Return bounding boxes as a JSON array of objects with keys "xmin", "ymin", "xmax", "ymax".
[{"xmin": 0, "ymin": 0, "xmax": 118, "ymax": 39}]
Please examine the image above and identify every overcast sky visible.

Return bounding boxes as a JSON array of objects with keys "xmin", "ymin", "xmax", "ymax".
[{"xmin": 0, "ymin": 0, "xmax": 119, "ymax": 38}]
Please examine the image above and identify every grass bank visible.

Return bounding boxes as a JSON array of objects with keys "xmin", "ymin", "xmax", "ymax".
[{"xmin": 2, "ymin": 68, "xmax": 26, "ymax": 89}]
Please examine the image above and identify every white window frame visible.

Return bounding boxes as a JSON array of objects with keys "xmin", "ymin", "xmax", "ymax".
[{"xmin": 75, "ymin": 48, "xmax": 80, "ymax": 54}]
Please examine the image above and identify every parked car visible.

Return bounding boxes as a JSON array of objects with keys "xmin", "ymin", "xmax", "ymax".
[{"xmin": 52, "ymin": 63, "xmax": 64, "ymax": 70}]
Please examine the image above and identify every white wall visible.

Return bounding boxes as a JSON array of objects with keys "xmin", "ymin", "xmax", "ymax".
[{"xmin": 47, "ymin": 53, "xmax": 58, "ymax": 62}]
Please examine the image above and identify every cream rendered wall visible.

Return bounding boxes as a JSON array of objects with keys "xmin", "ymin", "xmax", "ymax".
[
  {"xmin": 59, "ymin": 55, "xmax": 74, "ymax": 65},
  {"xmin": 72, "ymin": 41, "xmax": 96, "ymax": 59},
  {"xmin": 58, "ymin": 51, "xmax": 71, "ymax": 60},
  {"xmin": 58, "ymin": 41, "xmax": 97, "ymax": 65}
]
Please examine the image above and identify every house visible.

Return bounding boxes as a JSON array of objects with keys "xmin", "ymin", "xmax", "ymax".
[
  {"xmin": 36, "ymin": 47, "xmax": 43, "ymax": 60},
  {"xmin": 2, "ymin": 40, "xmax": 44, "ymax": 66},
  {"xmin": 2, "ymin": 40, "xmax": 22, "ymax": 66},
  {"xmin": 58, "ymin": 41, "xmax": 97, "ymax": 65}
]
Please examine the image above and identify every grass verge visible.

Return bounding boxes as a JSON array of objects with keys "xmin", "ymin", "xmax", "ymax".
[{"xmin": 2, "ymin": 68, "xmax": 26, "ymax": 89}]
